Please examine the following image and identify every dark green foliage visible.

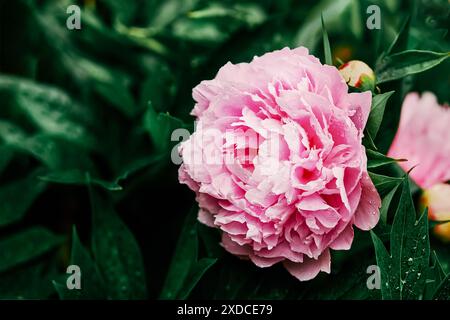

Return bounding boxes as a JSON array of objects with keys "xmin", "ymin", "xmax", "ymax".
[
  {"xmin": 89, "ymin": 186, "xmax": 148, "ymax": 299},
  {"xmin": 53, "ymin": 227, "xmax": 106, "ymax": 299},
  {"xmin": 160, "ymin": 206, "xmax": 217, "ymax": 299},
  {"xmin": 371, "ymin": 179, "xmax": 431, "ymax": 299},
  {"xmin": 0, "ymin": 0, "xmax": 448, "ymax": 300},
  {"xmin": 0, "ymin": 227, "xmax": 64, "ymax": 273}
]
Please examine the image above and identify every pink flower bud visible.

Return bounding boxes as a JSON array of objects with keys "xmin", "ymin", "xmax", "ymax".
[
  {"xmin": 421, "ymin": 183, "xmax": 450, "ymax": 242},
  {"xmin": 339, "ymin": 60, "xmax": 375, "ymax": 91}
]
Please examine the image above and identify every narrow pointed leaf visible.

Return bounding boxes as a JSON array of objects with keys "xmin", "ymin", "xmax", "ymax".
[
  {"xmin": 366, "ymin": 91, "xmax": 395, "ymax": 139},
  {"xmin": 370, "ymin": 231, "xmax": 395, "ymax": 300},
  {"xmin": 177, "ymin": 258, "xmax": 217, "ymax": 299},
  {"xmin": 424, "ymin": 252, "xmax": 446, "ymax": 300},
  {"xmin": 89, "ymin": 186, "xmax": 148, "ymax": 299},
  {"xmin": 379, "ymin": 183, "xmax": 400, "ymax": 224},
  {"xmin": 433, "ymin": 274, "xmax": 450, "ymax": 300},
  {"xmin": 368, "ymin": 172, "xmax": 404, "ymax": 197},
  {"xmin": 160, "ymin": 206, "xmax": 199, "ymax": 299},
  {"xmin": 385, "ymin": 16, "xmax": 411, "ymax": 55},
  {"xmin": 367, "ymin": 148, "xmax": 404, "ymax": 169},
  {"xmin": 39, "ymin": 169, "xmax": 122, "ymax": 191},
  {"xmin": 372, "ymin": 178, "xmax": 431, "ymax": 300},
  {"xmin": 0, "ymin": 169, "xmax": 47, "ymax": 227},
  {"xmin": 0, "ymin": 227, "xmax": 63, "ymax": 273},
  {"xmin": 54, "ymin": 227, "xmax": 106, "ymax": 300},
  {"xmin": 376, "ymin": 50, "xmax": 449, "ymax": 84},
  {"xmin": 321, "ymin": 13, "xmax": 332, "ymax": 65}
]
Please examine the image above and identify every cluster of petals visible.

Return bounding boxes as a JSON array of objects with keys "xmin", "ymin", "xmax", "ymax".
[{"xmin": 179, "ymin": 47, "xmax": 381, "ymax": 281}]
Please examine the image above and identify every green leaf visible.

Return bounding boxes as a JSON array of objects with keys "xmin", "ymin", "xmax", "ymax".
[
  {"xmin": 368, "ymin": 172, "xmax": 404, "ymax": 197},
  {"xmin": 434, "ymin": 242, "xmax": 450, "ymax": 275},
  {"xmin": 114, "ymin": 154, "xmax": 166, "ymax": 182},
  {"xmin": 366, "ymin": 91, "xmax": 395, "ymax": 139},
  {"xmin": 371, "ymin": 178, "xmax": 431, "ymax": 300},
  {"xmin": 391, "ymin": 211, "xmax": 429, "ymax": 300},
  {"xmin": 33, "ymin": 6, "xmax": 140, "ymax": 118},
  {"xmin": 379, "ymin": 182, "xmax": 400, "ymax": 224},
  {"xmin": 391, "ymin": 178, "xmax": 429, "ymax": 298},
  {"xmin": 0, "ymin": 120, "xmax": 28, "ymax": 146},
  {"xmin": 321, "ymin": 13, "xmax": 332, "ymax": 65},
  {"xmin": 0, "ymin": 145, "xmax": 13, "ymax": 175},
  {"xmin": 150, "ymin": 0, "xmax": 200, "ymax": 31},
  {"xmin": 93, "ymin": 80, "xmax": 136, "ymax": 118},
  {"xmin": 0, "ymin": 122, "xmax": 94, "ymax": 171},
  {"xmin": 305, "ymin": 250, "xmax": 379, "ymax": 300},
  {"xmin": 160, "ymin": 206, "xmax": 198, "ymax": 299},
  {"xmin": 161, "ymin": 206, "xmax": 215, "ymax": 300},
  {"xmin": 0, "ymin": 75, "xmax": 96, "ymax": 149},
  {"xmin": 370, "ymin": 231, "xmax": 396, "ymax": 299},
  {"xmin": 0, "ymin": 259, "xmax": 60, "ymax": 299},
  {"xmin": 362, "ymin": 129, "xmax": 377, "ymax": 151},
  {"xmin": 198, "ymin": 224, "xmax": 224, "ymax": 259},
  {"xmin": 293, "ymin": 0, "xmax": 355, "ymax": 50},
  {"xmin": 52, "ymin": 282, "xmax": 70, "ymax": 299},
  {"xmin": 367, "ymin": 148, "xmax": 404, "ymax": 169},
  {"xmin": 375, "ymin": 50, "xmax": 449, "ymax": 84},
  {"xmin": 212, "ymin": 260, "xmax": 251, "ymax": 299},
  {"xmin": 39, "ymin": 169, "xmax": 122, "ymax": 191},
  {"xmin": 385, "ymin": 15, "xmax": 411, "ymax": 55},
  {"xmin": 138, "ymin": 59, "xmax": 175, "ymax": 113},
  {"xmin": 429, "ymin": 219, "xmax": 450, "ymax": 229},
  {"xmin": 0, "ymin": 227, "xmax": 63, "ymax": 273},
  {"xmin": 177, "ymin": 258, "xmax": 217, "ymax": 299},
  {"xmin": 114, "ymin": 23, "xmax": 171, "ymax": 57},
  {"xmin": 101, "ymin": 0, "xmax": 139, "ymax": 25},
  {"xmin": 89, "ymin": 185, "xmax": 147, "ymax": 299},
  {"xmin": 169, "ymin": 3, "xmax": 267, "ymax": 46},
  {"xmin": 348, "ymin": 223, "xmax": 390, "ymax": 255},
  {"xmin": 143, "ymin": 102, "xmax": 187, "ymax": 154},
  {"xmin": 432, "ymin": 273, "xmax": 450, "ymax": 300},
  {"xmin": 0, "ymin": 169, "xmax": 47, "ymax": 227},
  {"xmin": 188, "ymin": 3, "xmax": 267, "ymax": 28},
  {"xmin": 424, "ymin": 252, "xmax": 446, "ymax": 300},
  {"xmin": 53, "ymin": 227, "xmax": 106, "ymax": 300}
]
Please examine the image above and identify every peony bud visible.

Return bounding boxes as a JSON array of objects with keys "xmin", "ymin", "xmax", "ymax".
[
  {"xmin": 420, "ymin": 183, "xmax": 450, "ymax": 242},
  {"xmin": 338, "ymin": 60, "xmax": 376, "ymax": 91}
]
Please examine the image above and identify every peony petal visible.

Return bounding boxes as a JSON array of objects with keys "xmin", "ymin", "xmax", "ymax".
[
  {"xmin": 221, "ymin": 233, "xmax": 251, "ymax": 256},
  {"xmin": 249, "ymin": 254, "xmax": 284, "ymax": 268},
  {"xmin": 346, "ymin": 91, "xmax": 372, "ymax": 131},
  {"xmin": 354, "ymin": 172, "xmax": 381, "ymax": 230},
  {"xmin": 178, "ymin": 165, "xmax": 200, "ymax": 192},
  {"xmin": 313, "ymin": 209, "xmax": 341, "ymax": 229},
  {"xmin": 283, "ymin": 249, "xmax": 331, "ymax": 281},
  {"xmin": 329, "ymin": 223, "xmax": 354, "ymax": 250},
  {"xmin": 198, "ymin": 208, "xmax": 216, "ymax": 227},
  {"xmin": 296, "ymin": 194, "xmax": 330, "ymax": 211}
]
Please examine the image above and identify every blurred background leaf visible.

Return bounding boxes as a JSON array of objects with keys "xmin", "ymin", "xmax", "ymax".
[{"xmin": 0, "ymin": 0, "xmax": 448, "ymax": 300}]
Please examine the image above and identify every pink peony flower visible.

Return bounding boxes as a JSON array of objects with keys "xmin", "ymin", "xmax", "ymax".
[
  {"xmin": 388, "ymin": 92, "xmax": 450, "ymax": 189},
  {"xmin": 178, "ymin": 47, "xmax": 381, "ymax": 281}
]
